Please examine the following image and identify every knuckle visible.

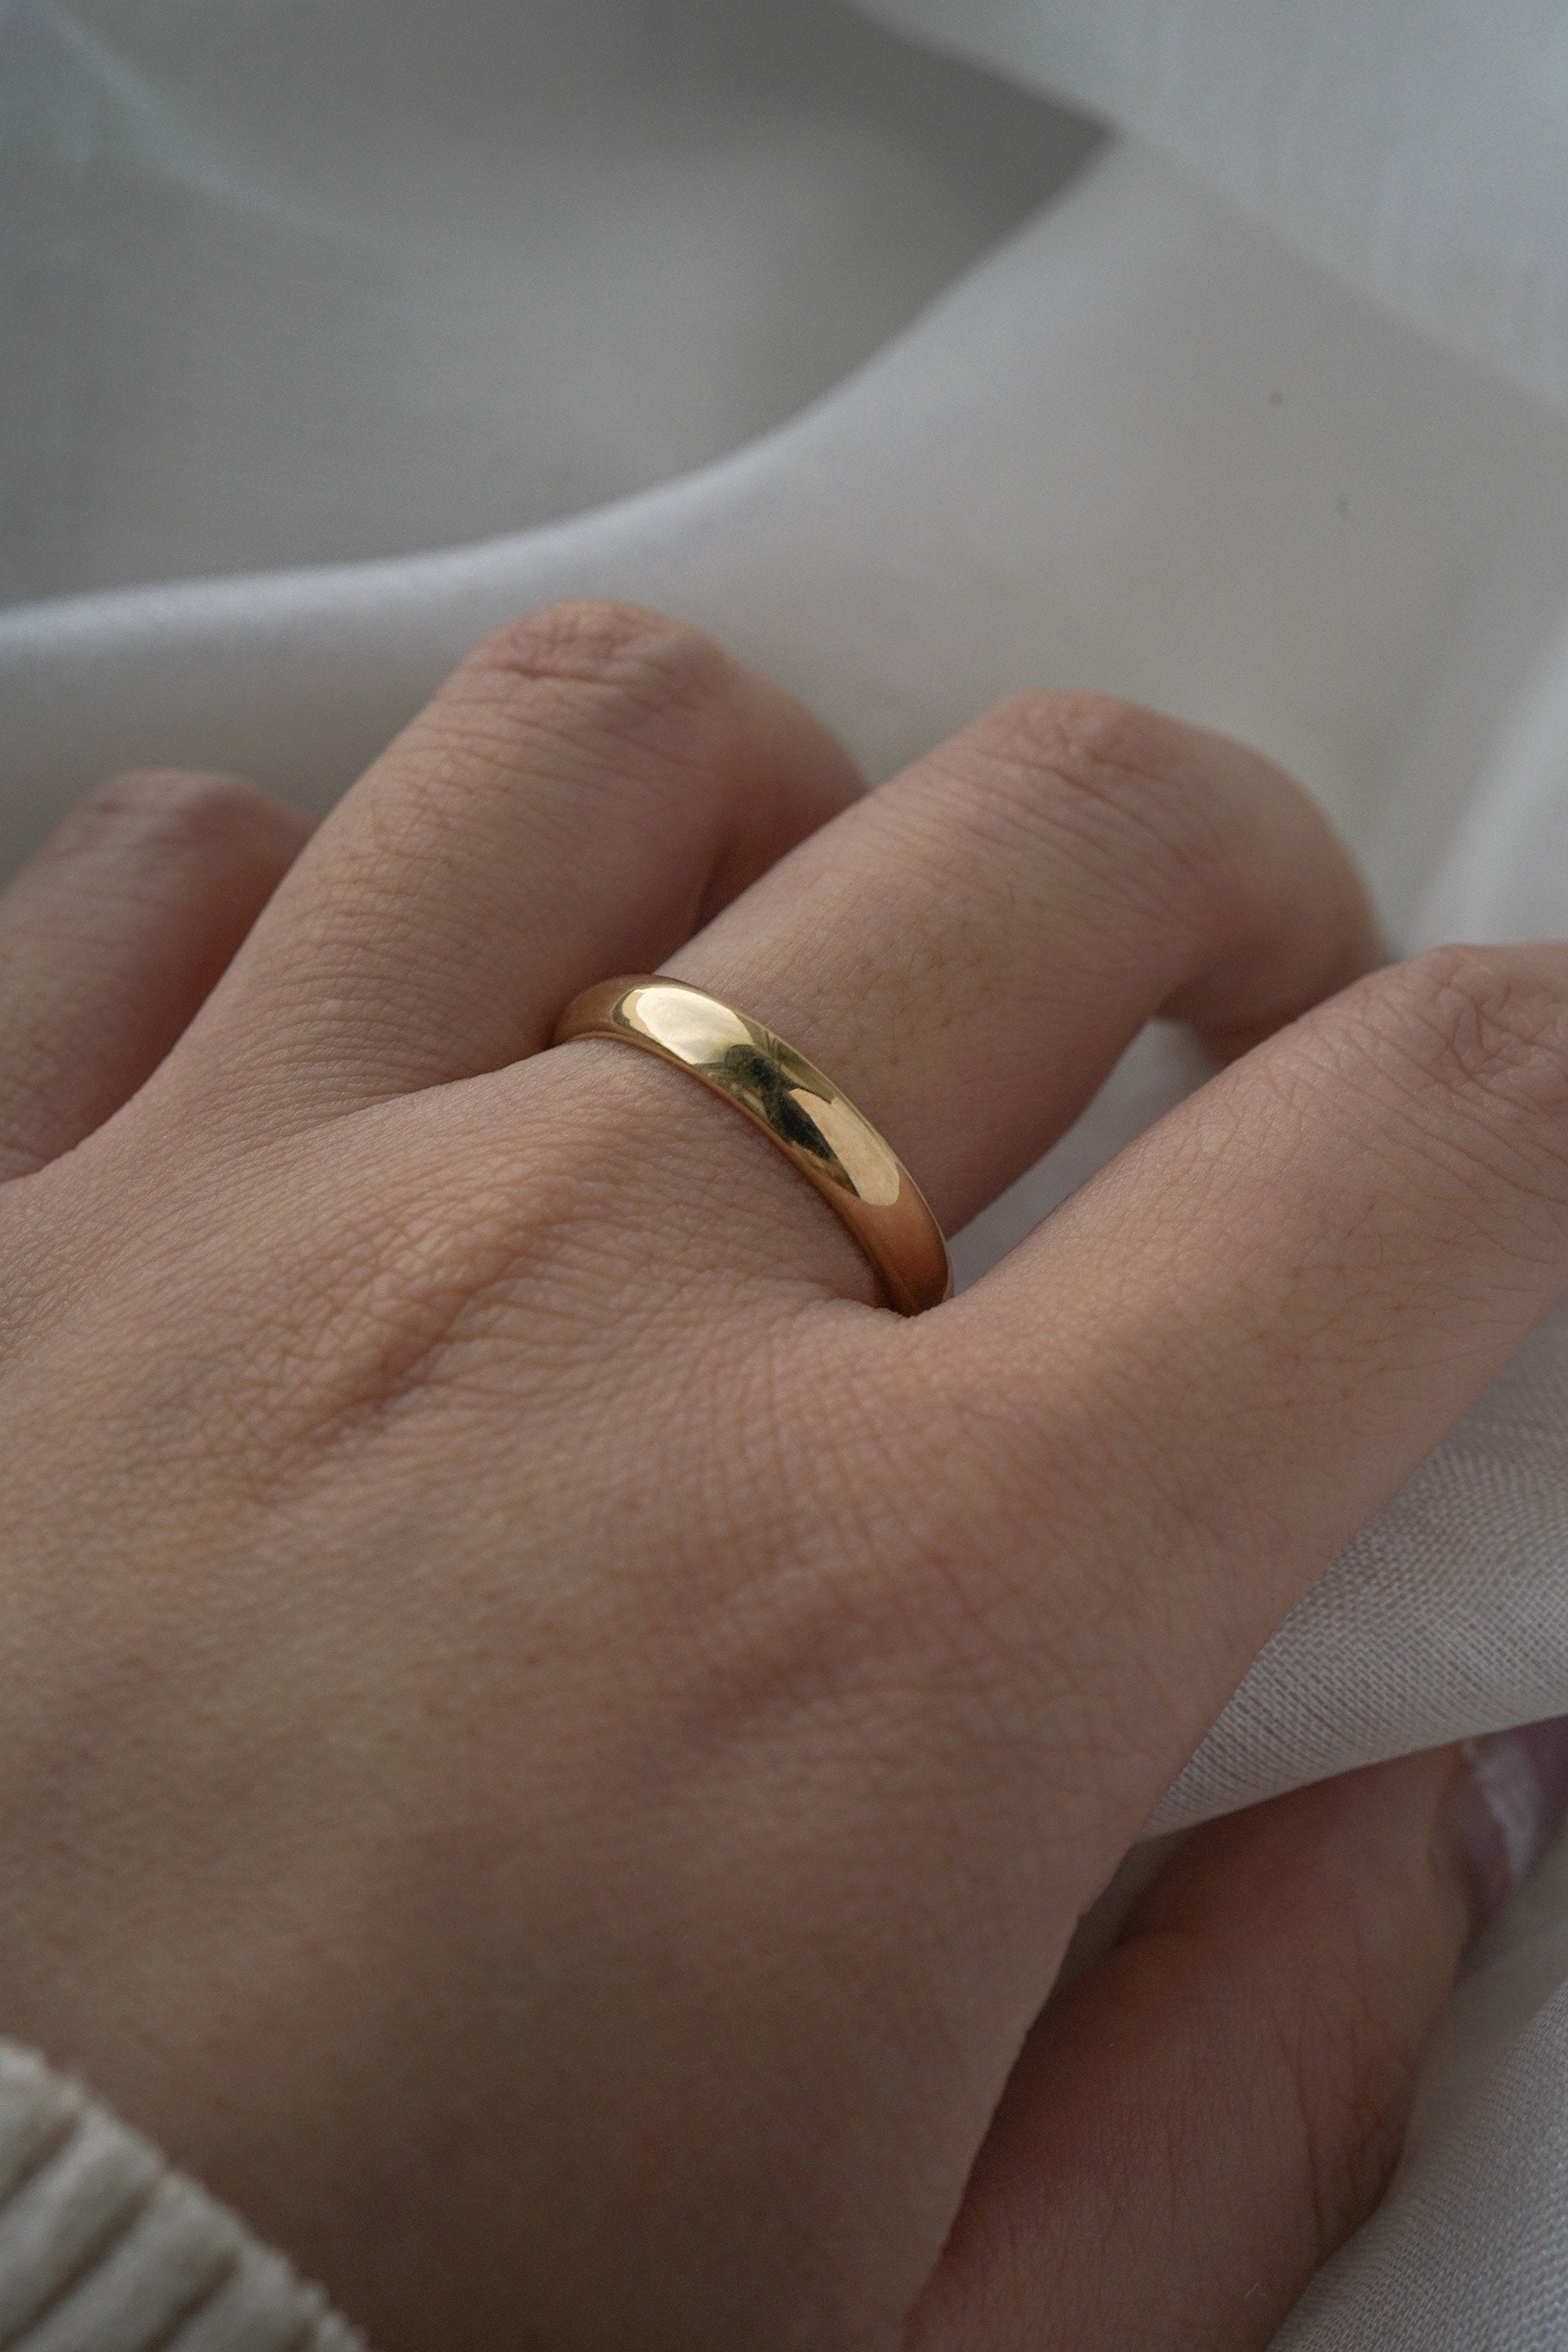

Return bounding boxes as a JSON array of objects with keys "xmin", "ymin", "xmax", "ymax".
[
  {"xmin": 42, "ymin": 770, "xmax": 271, "ymax": 866},
  {"xmin": 933, "ymin": 689, "xmax": 1251, "ymax": 906},
  {"xmin": 1357, "ymin": 946, "xmax": 1568, "ymax": 1197},
  {"xmin": 459, "ymin": 599, "xmax": 733, "ymax": 724},
  {"xmin": 1376, "ymin": 944, "xmax": 1568, "ymax": 1096},
  {"xmin": 409, "ymin": 605, "xmax": 746, "ymax": 831},
  {"xmin": 978, "ymin": 688, "xmax": 1183, "ymax": 778}
]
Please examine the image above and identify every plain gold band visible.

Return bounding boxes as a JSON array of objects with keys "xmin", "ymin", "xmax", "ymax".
[{"xmin": 551, "ymin": 976, "xmax": 952, "ymax": 1316}]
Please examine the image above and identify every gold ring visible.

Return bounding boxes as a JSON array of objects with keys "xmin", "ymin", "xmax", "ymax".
[{"xmin": 552, "ymin": 976, "xmax": 952, "ymax": 1316}]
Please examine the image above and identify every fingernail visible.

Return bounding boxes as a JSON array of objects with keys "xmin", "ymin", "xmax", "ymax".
[{"xmin": 1436, "ymin": 1718, "xmax": 1568, "ymax": 1945}]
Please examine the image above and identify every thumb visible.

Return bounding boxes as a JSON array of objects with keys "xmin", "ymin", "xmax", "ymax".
[{"xmin": 911, "ymin": 1721, "xmax": 1568, "ymax": 2352}]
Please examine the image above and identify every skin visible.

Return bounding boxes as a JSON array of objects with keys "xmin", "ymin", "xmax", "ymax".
[{"xmin": 1, "ymin": 600, "xmax": 1566, "ymax": 2349}]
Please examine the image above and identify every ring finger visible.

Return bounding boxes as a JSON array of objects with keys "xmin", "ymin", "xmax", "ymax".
[{"xmin": 555, "ymin": 684, "xmax": 1381, "ymax": 1301}]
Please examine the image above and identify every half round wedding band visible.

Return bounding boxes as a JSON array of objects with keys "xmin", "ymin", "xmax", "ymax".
[{"xmin": 551, "ymin": 976, "xmax": 953, "ymax": 1316}]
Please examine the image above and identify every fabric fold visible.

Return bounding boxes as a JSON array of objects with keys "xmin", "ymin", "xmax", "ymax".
[{"xmin": 854, "ymin": 0, "xmax": 1568, "ymax": 417}]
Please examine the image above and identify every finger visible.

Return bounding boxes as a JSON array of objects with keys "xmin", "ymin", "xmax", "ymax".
[
  {"xmin": 558, "ymin": 691, "xmax": 1374, "ymax": 1308},
  {"xmin": 189, "ymin": 601, "xmax": 863, "ymax": 1111},
  {"xmin": 671, "ymin": 693, "xmax": 1379, "ymax": 1226},
  {"xmin": 923, "ymin": 941, "xmax": 1568, "ymax": 1884},
  {"xmin": 0, "ymin": 771, "xmax": 311, "ymax": 1181},
  {"xmin": 912, "ymin": 1722, "xmax": 1568, "ymax": 2352}
]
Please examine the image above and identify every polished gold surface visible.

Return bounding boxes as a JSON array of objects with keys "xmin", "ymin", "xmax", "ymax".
[{"xmin": 552, "ymin": 976, "xmax": 952, "ymax": 1316}]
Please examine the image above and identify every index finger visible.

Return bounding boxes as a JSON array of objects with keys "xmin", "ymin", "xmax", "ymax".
[{"xmin": 898, "ymin": 942, "xmax": 1568, "ymax": 1896}]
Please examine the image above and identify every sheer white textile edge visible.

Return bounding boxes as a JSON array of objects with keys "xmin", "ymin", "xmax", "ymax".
[{"xmin": 5, "ymin": 3, "xmax": 1568, "ymax": 2342}]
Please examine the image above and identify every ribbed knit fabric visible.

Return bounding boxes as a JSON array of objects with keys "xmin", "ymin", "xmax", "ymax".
[{"xmin": 0, "ymin": 2043, "xmax": 365, "ymax": 2352}]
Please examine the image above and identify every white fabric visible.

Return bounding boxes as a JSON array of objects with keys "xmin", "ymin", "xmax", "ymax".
[
  {"xmin": 5, "ymin": 1, "xmax": 1568, "ymax": 2340},
  {"xmin": 0, "ymin": 2042, "xmax": 361, "ymax": 2350},
  {"xmin": 858, "ymin": 0, "xmax": 1568, "ymax": 416}
]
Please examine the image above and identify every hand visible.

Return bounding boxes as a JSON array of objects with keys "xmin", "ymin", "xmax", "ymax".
[{"xmin": 2, "ymin": 603, "xmax": 1566, "ymax": 2352}]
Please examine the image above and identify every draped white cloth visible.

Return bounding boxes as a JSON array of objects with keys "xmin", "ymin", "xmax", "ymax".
[{"xmin": 6, "ymin": 2, "xmax": 1568, "ymax": 2339}]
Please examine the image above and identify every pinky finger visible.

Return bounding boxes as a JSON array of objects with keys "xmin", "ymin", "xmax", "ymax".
[
  {"xmin": 0, "ymin": 771, "xmax": 311, "ymax": 1181},
  {"xmin": 911, "ymin": 1724, "xmax": 1568, "ymax": 2352}
]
